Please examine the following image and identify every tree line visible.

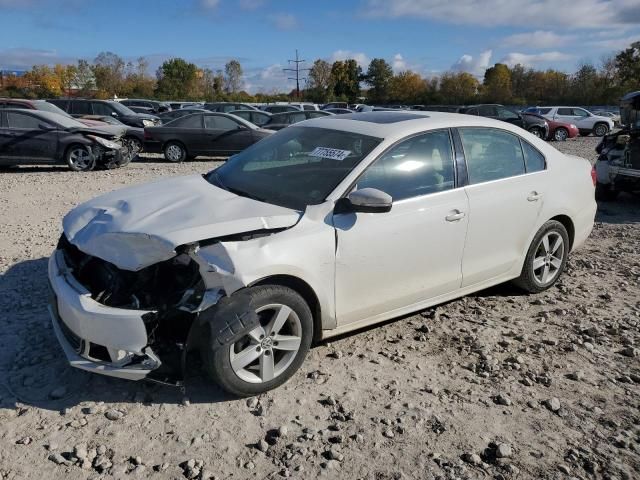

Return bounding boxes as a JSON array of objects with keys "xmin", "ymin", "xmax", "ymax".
[{"xmin": 1, "ymin": 42, "xmax": 639, "ymax": 106}]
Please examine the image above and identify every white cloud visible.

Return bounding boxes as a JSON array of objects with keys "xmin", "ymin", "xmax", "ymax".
[
  {"xmin": 267, "ymin": 13, "xmax": 298, "ymax": 30},
  {"xmin": 451, "ymin": 50, "xmax": 492, "ymax": 76},
  {"xmin": 244, "ymin": 63, "xmax": 294, "ymax": 94},
  {"xmin": 586, "ymin": 34, "xmax": 640, "ymax": 51},
  {"xmin": 363, "ymin": 0, "xmax": 640, "ymax": 28},
  {"xmin": 392, "ymin": 53, "xmax": 406, "ymax": 73},
  {"xmin": 500, "ymin": 51, "xmax": 573, "ymax": 67},
  {"xmin": 0, "ymin": 47, "xmax": 77, "ymax": 70},
  {"xmin": 330, "ymin": 50, "xmax": 370, "ymax": 68},
  {"xmin": 503, "ymin": 30, "xmax": 577, "ymax": 49}
]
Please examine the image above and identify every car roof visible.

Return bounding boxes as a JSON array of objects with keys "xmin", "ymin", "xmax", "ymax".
[
  {"xmin": 297, "ymin": 111, "xmax": 533, "ymax": 141},
  {"xmin": 1, "ymin": 108, "xmax": 70, "ymax": 122}
]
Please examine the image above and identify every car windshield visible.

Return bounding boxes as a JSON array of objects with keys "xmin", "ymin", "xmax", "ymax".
[
  {"xmin": 35, "ymin": 101, "xmax": 72, "ymax": 117},
  {"xmin": 207, "ymin": 126, "xmax": 382, "ymax": 210},
  {"xmin": 111, "ymin": 102, "xmax": 136, "ymax": 116}
]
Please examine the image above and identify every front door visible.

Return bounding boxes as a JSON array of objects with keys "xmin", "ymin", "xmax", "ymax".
[
  {"xmin": 203, "ymin": 115, "xmax": 254, "ymax": 154},
  {"xmin": 333, "ymin": 129, "xmax": 469, "ymax": 325},
  {"xmin": 457, "ymin": 127, "xmax": 545, "ymax": 287},
  {"xmin": 4, "ymin": 111, "xmax": 58, "ymax": 163}
]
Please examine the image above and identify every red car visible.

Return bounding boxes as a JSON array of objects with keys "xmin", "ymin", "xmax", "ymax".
[{"xmin": 523, "ymin": 112, "xmax": 578, "ymax": 141}]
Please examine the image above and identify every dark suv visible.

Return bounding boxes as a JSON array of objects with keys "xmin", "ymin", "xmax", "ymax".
[
  {"xmin": 120, "ymin": 99, "xmax": 171, "ymax": 114},
  {"xmin": 459, "ymin": 104, "xmax": 549, "ymax": 139},
  {"xmin": 48, "ymin": 99, "xmax": 161, "ymax": 128}
]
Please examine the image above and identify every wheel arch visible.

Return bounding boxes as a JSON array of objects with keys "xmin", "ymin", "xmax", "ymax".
[
  {"xmin": 549, "ymin": 214, "xmax": 575, "ymax": 251},
  {"xmin": 250, "ymin": 274, "xmax": 322, "ymax": 343}
]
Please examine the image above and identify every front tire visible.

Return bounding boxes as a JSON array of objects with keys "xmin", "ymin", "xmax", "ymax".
[
  {"xmin": 164, "ymin": 141, "xmax": 187, "ymax": 162},
  {"xmin": 593, "ymin": 123, "xmax": 609, "ymax": 137},
  {"xmin": 65, "ymin": 144, "xmax": 95, "ymax": 172},
  {"xmin": 553, "ymin": 127, "xmax": 569, "ymax": 141},
  {"xmin": 514, "ymin": 220, "xmax": 569, "ymax": 293},
  {"xmin": 528, "ymin": 127, "xmax": 544, "ymax": 139},
  {"xmin": 203, "ymin": 285, "xmax": 313, "ymax": 397}
]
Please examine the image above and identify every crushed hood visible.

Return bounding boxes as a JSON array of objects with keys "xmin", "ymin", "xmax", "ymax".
[{"xmin": 63, "ymin": 174, "xmax": 301, "ymax": 271}]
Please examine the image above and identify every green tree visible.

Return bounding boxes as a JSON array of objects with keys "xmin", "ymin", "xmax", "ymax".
[
  {"xmin": 155, "ymin": 58, "xmax": 199, "ymax": 99},
  {"xmin": 331, "ymin": 59, "xmax": 362, "ymax": 102},
  {"xmin": 615, "ymin": 41, "xmax": 640, "ymax": 90},
  {"xmin": 439, "ymin": 72, "xmax": 479, "ymax": 104},
  {"xmin": 365, "ymin": 58, "xmax": 393, "ymax": 104},
  {"xmin": 307, "ymin": 59, "xmax": 334, "ymax": 102},
  {"xmin": 224, "ymin": 59, "xmax": 243, "ymax": 94},
  {"xmin": 483, "ymin": 63, "xmax": 512, "ymax": 103}
]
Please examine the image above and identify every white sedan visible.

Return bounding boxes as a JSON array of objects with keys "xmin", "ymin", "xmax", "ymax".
[{"xmin": 48, "ymin": 111, "xmax": 597, "ymax": 396}]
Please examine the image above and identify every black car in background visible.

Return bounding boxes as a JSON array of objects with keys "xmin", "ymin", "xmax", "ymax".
[
  {"xmin": 459, "ymin": 104, "xmax": 549, "ymax": 138},
  {"xmin": 261, "ymin": 104, "xmax": 301, "ymax": 114},
  {"xmin": 157, "ymin": 108, "xmax": 207, "ymax": 124},
  {"xmin": 78, "ymin": 114, "xmax": 146, "ymax": 154},
  {"xmin": 120, "ymin": 99, "xmax": 171, "ymax": 114},
  {"xmin": 203, "ymin": 102, "xmax": 258, "ymax": 113},
  {"xmin": 0, "ymin": 109, "xmax": 131, "ymax": 171},
  {"xmin": 229, "ymin": 109, "xmax": 272, "ymax": 127},
  {"xmin": 262, "ymin": 110, "xmax": 332, "ymax": 131},
  {"xmin": 421, "ymin": 105, "xmax": 462, "ymax": 113},
  {"xmin": 144, "ymin": 112, "xmax": 273, "ymax": 162},
  {"xmin": 48, "ymin": 99, "xmax": 161, "ymax": 129}
]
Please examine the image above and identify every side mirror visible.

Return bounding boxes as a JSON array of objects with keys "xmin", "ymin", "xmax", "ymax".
[{"xmin": 336, "ymin": 188, "xmax": 393, "ymax": 214}]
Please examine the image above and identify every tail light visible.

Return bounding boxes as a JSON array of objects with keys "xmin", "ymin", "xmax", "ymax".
[{"xmin": 591, "ymin": 165, "xmax": 597, "ymax": 186}]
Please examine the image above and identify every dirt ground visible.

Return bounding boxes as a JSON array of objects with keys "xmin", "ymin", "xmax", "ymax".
[{"xmin": 0, "ymin": 137, "xmax": 638, "ymax": 480}]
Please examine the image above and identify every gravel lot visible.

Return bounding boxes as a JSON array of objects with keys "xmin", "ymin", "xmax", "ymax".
[{"xmin": 0, "ymin": 136, "xmax": 639, "ymax": 480}]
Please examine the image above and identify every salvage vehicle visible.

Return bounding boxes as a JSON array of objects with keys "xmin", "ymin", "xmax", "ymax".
[
  {"xmin": 144, "ymin": 112, "xmax": 273, "ymax": 162},
  {"xmin": 522, "ymin": 109, "xmax": 579, "ymax": 141},
  {"xmin": 535, "ymin": 106, "xmax": 614, "ymax": 136},
  {"xmin": 594, "ymin": 91, "xmax": 640, "ymax": 200},
  {"xmin": 262, "ymin": 110, "xmax": 333, "ymax": 131},
  {"xmin": 48, "ymin": 99, "xmax": 161, "ymax": 129},
  {"xmin": 78, "ymin": 115, "xmax": 146, "ymax": 154},
  {"xmin": 459, "ymin": 104, "xmax": 549, "ymax": 139},
  {"xmin": 0, "ymin": 109, "xmax": 131, "ymax": 171},
  {"xmin": 49, "ymin": 111, "xmax": 596, "ymax": 396}
]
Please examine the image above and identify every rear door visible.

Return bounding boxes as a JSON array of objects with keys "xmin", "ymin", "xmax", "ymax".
[
  {"xmin": 457, "ymin": 127, "xmax": 546, "ymax": 287},
  {"xmin": 203, "ymin": 115, "xmax": 254, "ymax": 153},
  {"xmin": 570, "ymin": 108, "xmax": 591, "ymax": 129},
  {"xmin": 4, "ymin": 111, "xmax": 58, "ymax": 163},
  {"xmin": 554, "ymin": 107, "xmax": 576, "ymax": 125}
]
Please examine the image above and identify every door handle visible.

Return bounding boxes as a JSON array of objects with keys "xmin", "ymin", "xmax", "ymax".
[
  {"xmin": 527, "ymin": 191, "xmax": 541, "ymax": 202},
  {"xmin": 445, "ymin": 210, "xmax": 466, "ymax": 222}
]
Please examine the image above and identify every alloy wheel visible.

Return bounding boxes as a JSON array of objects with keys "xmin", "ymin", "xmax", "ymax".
[
  {"xmin": 594, "ymin": 124, "xmax": 608, "ymax": 136},
  {"xmin": 165, "ymin": 144, "xmax": 184, "ymax": 162},
  {"xmin": 69, "ymin": 147, "xmax": 93, "ymax": 170},
  {"xmin": 532, "ymin": 232, "xmax": 565, "ymax": 285},
  {"xmin": 229, "ymin": 303, "xmax": 302, "ymax": 384},
  {"xmin": 529, "ymin": 128, "xmax": 543, "ymax": 138},
  {"xmin": 554, "ymin": 128, "xmax": 568, "ymax": 141}
]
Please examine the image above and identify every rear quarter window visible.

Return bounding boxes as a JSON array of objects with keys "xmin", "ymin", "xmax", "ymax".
[{"xmin": 521, "ymin": 140, "xmax": 546, "ymax": 173}]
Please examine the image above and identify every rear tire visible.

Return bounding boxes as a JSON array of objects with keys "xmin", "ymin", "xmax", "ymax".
[
  {"xmin": 553, "ymin": 127, "xmax": 569, "ymax": 141},
  {"xmin": 514, "ymin": 220, "xmax": 569, "ymax": 294},
  {"xmin": 595, "ymin": 182, "xmax": 619, "ymax": 201},
  {"xmin": 65, "ymin": 144, "xmax": 95, "ymax": 172},
  {"xmin": 203, "ymin": 285, "xmax": 313, "ymax": 397},
  {"xmin": 164, "ymin": 141, "xmax": 187, "ymax": 162},
  {"xmin": 528, "ymin": 127, "xmax": 544, "ymax": 139}
]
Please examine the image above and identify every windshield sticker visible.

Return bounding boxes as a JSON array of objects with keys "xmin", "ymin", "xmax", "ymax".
[{"xmin": 309, "ymin": 147, "xmax": 351, "ymax": 161}]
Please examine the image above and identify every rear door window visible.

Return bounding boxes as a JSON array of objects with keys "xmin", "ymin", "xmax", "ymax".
[
  {"xmin": 478, "ymin": 105, "xmax": 497, "ymax": 117},
  {"xmin": 172, "ymin": 114, "xmax": 203, "ymax": 128},
  {"xmin": 204, "ymin": 115, "xmax": 239, "ymax": 130},
  {"xmin": 557, "ymin": 108, "xmax": 572, "ymax": 115},
  {"xmin": 91, "ymin": 102, "xmax": 115, "ymax": 116},
  {"xmin": 7, "ymin": 112, "xmax": 42, "ymax": 129},
  {"xmin": 71, "ymin": 101, "xmax": 92, "ymax": 115},
  {"xmin": 459, "ymin": 127, "xmax": 526, "ymax": 184}
]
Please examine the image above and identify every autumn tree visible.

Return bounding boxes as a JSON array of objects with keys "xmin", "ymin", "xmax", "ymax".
[
  {"xmin": 388, "ymin": 70, "xmax": 427, "ymax": 104},
  {"xmin": 74, "ymin": 59, "xmax": 95, "ymax": 96},
  {"xmin": 365, "ymin": 58, "xmax": 393, "ymax": 104},
  {"xmin": 483, "ymin": 63, "xmax": 512, "ymax": 103},
  {"xmin": 331, "ymin": 59, "xmax": 362, "ymax": 102},
  {"xmin": 439, "ymin": 72, "xmax": 479, "ymax": 104},
  {"xmin": 307, "ymin": 59, "xmax": 333, "ymax": 102},
  {"xmin": 23, "ymin": 65, "xmax": 61, "ymax": 97},
  {"xmin": 92, "ymin": 51, "xmax": 126, "ymax": 97}
]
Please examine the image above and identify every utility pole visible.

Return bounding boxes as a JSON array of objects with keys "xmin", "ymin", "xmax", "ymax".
[{"xmin": 283, "ymin": 49, "xmax": 310, "ymax": 99}]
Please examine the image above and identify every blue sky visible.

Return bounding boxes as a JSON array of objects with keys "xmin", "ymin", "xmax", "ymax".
[{"xmin": 1, "ymin": 0, "xmax": 639, "ymax": 93}]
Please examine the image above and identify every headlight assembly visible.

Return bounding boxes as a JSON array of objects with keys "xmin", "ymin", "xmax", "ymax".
[
  {"xmin": 142, "ymin": 119, "xmax": 154, "ymax": 127},
  {"xmin": 87, "ymin": 135, "xmax": 121, "ymax": 150}
]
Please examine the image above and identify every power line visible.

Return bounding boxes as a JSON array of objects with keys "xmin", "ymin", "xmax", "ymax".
[{"xmin": 283, "ymin": 49, "xmax": 311, "ymax": 99}]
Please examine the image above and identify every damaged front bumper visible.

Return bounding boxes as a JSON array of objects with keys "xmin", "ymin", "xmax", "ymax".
[{"xmin": 48, "ymin": 250, "xmax": 161, "ymax": 381}]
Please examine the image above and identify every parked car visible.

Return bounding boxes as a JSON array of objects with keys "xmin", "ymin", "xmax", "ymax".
[
  {"xmin": 459, "ymin": 104, "xmax": 549, "ymax": 139},
  {"xmin": 49, "ymin": 111, "xmax": 596, "ymax": 396},
  {"xmin": 48, "ymin": 99, "xmax": 161, "ymax": 129},
  {"xmin": 120, "ymin": 99, "xmax": 171, "ymax": 114},
  {"xmin": 592, "ymin": 110, "xmax": 621, "ymax": 127},
  {"xmin": 289, "ymin": 103, "xmax": 320, "ymax": 111},
  {"xmin": 229, "ymin": 109, "xmax": 273, "ymax": 127},
  {"xmin": 0, "ymin": 109, "xmax": 132, "ymax": 171},
  {"xmin": 594, "ymin": 91, "xmax": 640, "ymax": 200},
  {"xmin": 157, "ymin": 108, "xmax": 207, "ymax": 124},
  {"xmin": 78, "ymin": 115, "xmax": 146, "ymax": 154},
  {"xmin": 533, "ymin": 106, "xmax": 614, "ymax": 136},
  {"xmin": 420, "ymin": 105, "xmax": 462, "ymax": 113},
  {"xmin": 261, "ymin": 104, "xmax": 301, "ymax": 114},
  {"xmin": 203, "ymin": 102, "xmax": 258, "ymax": 113},
  {"xmin": 262, "ymin": 110, "xmax": 332, "ymax": 131},
  {"xmin": 144, "ymin": 112, "xmax": 273, "ymax": 162},
  {"xmin": 523, "ymin": 111, "xmax": 579, "ymax": 141},
  {"xmin": 321, "ymin": 102, "xmax": 348, "ymax": 110},
  {"xmin": 323, "ymin": 108, "xmax": 355, "ymax": 114}
]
